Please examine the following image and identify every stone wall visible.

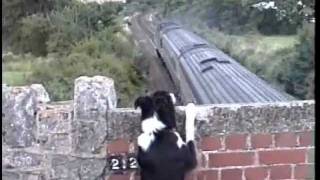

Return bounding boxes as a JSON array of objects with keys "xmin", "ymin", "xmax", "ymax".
[{"xmin": 2, "ymin": 76, "xmax": 315, "ymax": 180}]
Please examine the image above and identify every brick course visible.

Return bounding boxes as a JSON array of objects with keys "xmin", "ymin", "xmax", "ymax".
[
  {"xmin": 251, "ymin": 134, "xmax": 273, "ymax": 149},
  {"xmin": 200, "ymin": 137, "xmax": 222, "ymax": 151},
  {"xmin": 259, "ymin": 149, "xmax": 306, "ymax": 165},
  {"xmin": 225, "ymin": 134, "xmax": 247, "ymax": 150}
]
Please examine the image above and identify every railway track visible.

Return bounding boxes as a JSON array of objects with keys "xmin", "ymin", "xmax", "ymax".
[{"xmin": 130, "ymin": 13, "xmax": 178, "ymax": 98}]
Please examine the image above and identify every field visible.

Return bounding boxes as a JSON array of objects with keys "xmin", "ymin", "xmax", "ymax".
[{"xmin": 2, "ymin": 54, "xmax": 40, "ymax": 85}]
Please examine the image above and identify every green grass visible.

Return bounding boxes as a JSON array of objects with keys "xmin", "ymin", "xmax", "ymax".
[
  {"xmin": 2, "ymin": 56, "xmax": 44, "ymax": 86},
  {"xmin": 2, "ymin": 71, "xmax": 31, "ymax": 85}
]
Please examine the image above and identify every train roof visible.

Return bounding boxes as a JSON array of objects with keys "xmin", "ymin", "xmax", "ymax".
[{"xmin": 160, "ymin": 23, "xmax": 295, "ymax": 104}]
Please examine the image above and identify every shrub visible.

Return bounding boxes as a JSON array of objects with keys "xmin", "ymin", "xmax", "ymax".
[
  {"xmin": 27, "ymin": 52, "xmax": 145, "ymax": 106},
  {"xmin": 11, "ymin": 15, "xmax": 52, "ymax": 56}
]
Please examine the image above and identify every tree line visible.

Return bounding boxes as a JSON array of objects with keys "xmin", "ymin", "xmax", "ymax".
[{"xmin": 2, "ymin": 0, "xmax": 146, "ymax": 106}]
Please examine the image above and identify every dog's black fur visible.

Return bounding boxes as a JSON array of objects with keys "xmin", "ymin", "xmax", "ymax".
[{"xmin": 134, "ymin": 91, "xmax": 197, "ymax": 180}]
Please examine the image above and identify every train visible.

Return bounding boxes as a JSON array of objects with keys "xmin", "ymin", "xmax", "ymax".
[{"xmin": 153, "ymin": 21, "xmax": 295, "ymax": 104}]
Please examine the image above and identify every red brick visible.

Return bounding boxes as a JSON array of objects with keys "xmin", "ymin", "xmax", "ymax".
[
  {"xmin": 245, "ymin": 167, "xmax": 268, "ymax": 180},
  {"xmin": 209, "ymin": 152, "xmax": 254, "ymax": 167},
  {"xmin": 221, "ymin": 169, "xmax": 242, "ymax": 180},
  {"xmin": 259, "ymin": 149, "xmax": 306, "ymax": 165},
  {"xmin": 200, "ymin": 137, "xmax": 221, "ymax": 151},
  {"xmin": 275, "ymin": 132, "xmax": 297, "ymax": 147},
  {"xmin": 269, "ymin": 165, "xmax": 292, "ymax": 179},
  {"xmin": 107, "ymin": 174, "xmax": 130, "ymax": 180},
  {"xmin": 197, "ymin": 170, "xmax": 218, "ymax": 180},
  {"xmin": 299, "ymin": 132, "xmax": 313, "ymax": 146},
  {"xmin": 294, "ymin": 164, "xmax": 314, "ymax": 179},
  {"xmin": 251, "ymin": 134, "xmax": 273, "ymax": 148},
  {"xmin": 225, "ymin": 134, "xmax": 247, "ymax": 150},
  {"xmin": 107, "ymin": 139, "xmax": 130, "ymax": 154}
]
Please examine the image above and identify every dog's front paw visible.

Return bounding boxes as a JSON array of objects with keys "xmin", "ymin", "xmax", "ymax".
[
  {"xmin": 186, "ymin": 103, "xmax": 197, "ymax": 121},
  {"xmin": 185, "ymin": 103, "xmax": 197, "ymax": 142}
]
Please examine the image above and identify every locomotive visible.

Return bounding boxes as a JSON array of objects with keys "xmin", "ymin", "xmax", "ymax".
[{"xmin": 154, "ymin": 21, "xmax": 294, "ymax": 104}]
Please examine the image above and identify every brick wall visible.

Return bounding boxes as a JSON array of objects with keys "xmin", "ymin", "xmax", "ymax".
[
  {"xmin": 2, "ymin": 76, "xmax": 315, "ymax": 180},
  {"xmin": 105, "ymin": 131, "xmax": 314, "ymax": 180}
]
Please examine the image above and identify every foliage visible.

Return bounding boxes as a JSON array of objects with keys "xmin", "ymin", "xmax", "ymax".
[
  {"xmin": 27, "ymin": 51, "xmax": 145, "ymax": 106},
  {"xmin": 10, "ymin": 15, "xmax": 52, "ymax": 56},
  {"xmin": 279, "ymin": 23, "xmax": 314, "ymax": 99},
  {"xmin": 3, "ymin": 0, "xmax": 146, "ymax": 107}
]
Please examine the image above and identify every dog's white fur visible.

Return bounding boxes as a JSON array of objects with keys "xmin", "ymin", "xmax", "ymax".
[
  {"xmin": 137, "ymin": 93, "xmax": 197, "ymax": 152},
  {"xmin": 138, "ymin": 133, "xmax": 155, "ymax": 152},
  {"xmin": 169, "ymin": 93, "xmax": 176, "ymax": 105},
  {"xmin": 141, "ymin": 115, "xmax": 166, "ymax": 134},
  {"xmin": 174, "ymin": 132, "xmax": 185, "ymax": 148},
  {"xmin": 185, "ymin": 103, "xmax": 196, "ymax": 142},
  {"xmin": 138, "ymin": 115, "xmax": 166, "ymax": 151}
]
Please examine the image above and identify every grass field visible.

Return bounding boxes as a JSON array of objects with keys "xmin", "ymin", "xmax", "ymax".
[
  {"xmin": 2, "ymin": 55, "xmax": 43, "ymax": 86},
  {"xmin": 2, "ymin": 71, "xmax": 31, "ymax": 85}
]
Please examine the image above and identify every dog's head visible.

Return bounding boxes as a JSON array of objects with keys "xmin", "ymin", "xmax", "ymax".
[
  {"xmin": 134, "ymin": 91, "xmax": 177, "ymax": 129},
  {"xmin": 134, "ymin": 95, "xmax": 155, "ymax": 120},
  {"xmin": 152, "ymin": 91, "xmax": 177, "ymax": 129}
]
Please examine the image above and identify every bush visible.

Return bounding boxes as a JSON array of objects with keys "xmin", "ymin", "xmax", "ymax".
[
  {"xmin": 11, "ymin": 15, "xmax": 52, "ymax": 56},
  {"xmin": 46, "ymin": 31, "xmax": 75, "ymax": 56},
  {"xmin": 27, "ymin": 52, "xmax": 145, "ymax": 106},
  {"xmin": 277, "ymin": 23, "xmax": 314, "ymax": 99}
]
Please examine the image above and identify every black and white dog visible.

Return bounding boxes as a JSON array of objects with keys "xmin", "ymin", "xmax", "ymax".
[{"xmin": 134, "ymin": 91, "xmax": 197, "ymax": 180}]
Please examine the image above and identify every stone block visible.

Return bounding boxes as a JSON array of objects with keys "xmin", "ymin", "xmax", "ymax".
[
  {"xmin": 50, "ymin": 155, "xmax": 106, "ymax": 180},
  {"xmin": 107, "ymin": 109, "xmax": 141, "ymax": 141},
  {"xmin": 37, "ymin": 109, "xmax": 71, "ymax": 134},
  {"xmin": 2, "ymin": 86, "xmax": 37, "ymax": 147},
  {"xmin": 30, "ymin": 84, "xmax": 50, "ymax": 104},
  {"xmin": 2, "ymin": 150, "xmax": 43, "ymax": 169},
  {"xmin": 20, "ymin": 172, "xmax": 46, "ymax": 180},
  {"xmin": 72, "ymin": 120, "xmax": 107, "ymax": 154},
  {"xmin": 38, "ymin": 133, "xmax": 71, "ymax": 153},
  {"xmin": 2, "ymin": 171, "xmax": 20, "ymax": 180},
  {"xmin": 74, "ymin": 76, "xmax": 117, "ymax": 120}
]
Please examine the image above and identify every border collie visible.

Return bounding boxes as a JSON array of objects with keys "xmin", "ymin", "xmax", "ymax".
[{"xmin": 134, "ymin": 91, "xmax": 197, "ymax": 180}]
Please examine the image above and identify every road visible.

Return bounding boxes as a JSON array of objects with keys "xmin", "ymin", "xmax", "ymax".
[{"xmin": 130, "ymin": 13, "xmax": 177, "ymax": 95}]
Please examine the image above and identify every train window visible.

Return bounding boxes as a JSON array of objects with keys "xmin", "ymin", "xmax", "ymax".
[{"xmin": 201, "ymin": 66, "xmax": 214, "ymax": 73}]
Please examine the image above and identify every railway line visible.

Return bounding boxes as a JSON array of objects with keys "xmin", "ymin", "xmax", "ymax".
[
  {"xmin": 130, "ymin": 13, "xmax": 295, "ymax": 105},
  {"xmin": 130, "ymin": 13, "xmax": 178, "ymax": 97}
]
